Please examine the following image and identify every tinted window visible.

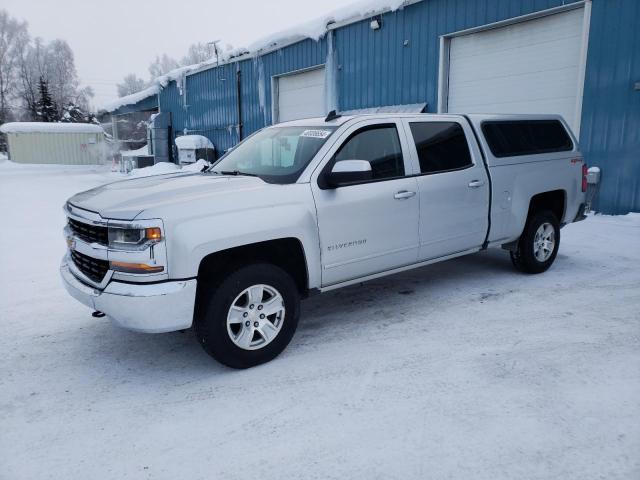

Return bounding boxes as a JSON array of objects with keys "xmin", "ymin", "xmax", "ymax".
[
  {"xmin": 409, "ymin": 122, "xmax": 472, "ymax": 174},
  {"xmin": 482, "ymin": 120, "xmax": 573, "ymax": 158},
  {"xmin": 334, "ymin": 125, "xmax": 404, "ymax": 180}
]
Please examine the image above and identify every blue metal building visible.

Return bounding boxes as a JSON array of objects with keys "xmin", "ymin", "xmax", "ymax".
[{"xmin": 114, "ymin": 0, "xmax": 639, "ymax": 214}]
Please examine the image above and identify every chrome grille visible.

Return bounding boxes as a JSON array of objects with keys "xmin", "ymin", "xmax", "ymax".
[
  {"xmin": 70, "ymin": 250, "xmax": 109, "ymax": 283},
  {"xmin": 68, "ymin": 218, "xmax": 108, "ymax": 245}
]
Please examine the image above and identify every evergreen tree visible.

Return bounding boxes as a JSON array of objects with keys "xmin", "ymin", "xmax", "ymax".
[
  {"xmin": 60, "ymin": 102, "xmax": 98, "ymax": 124},
  {"xmin": 36, "ymin": 76, "xmax": 58, "ymax": 122}
]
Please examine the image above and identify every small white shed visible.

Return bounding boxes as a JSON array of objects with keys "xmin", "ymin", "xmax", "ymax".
[
  {"xmin": 175, "ymin": 135, "xmax": 215, "ymax": 164},
  {"xmin": 0, "ymin": 122, "xmax": 106, "ymax": 165}
]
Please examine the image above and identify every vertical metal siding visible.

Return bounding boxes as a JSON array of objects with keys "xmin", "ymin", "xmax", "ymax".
[
  {"xmin": 184, "ymin": 63, "xmax": 241, "ymax": 152},
  {"xmin": 6, "ymin": 132, "xmax": 105, "ymax": 165},
  {"xmin": 580, "ymin": 0, "xmax": 640, "ymax": 214},
  {"xmin": 154, "ymin": 0, "xmax": 637, "ymax": 213},
  {"xmin": 163, "ymin": 38, "xmax": 327, "ymax": 153},
  {"xmin": 243, "ymin": 38, "xmax": 327, "ymax": 138},
  {"xmin": 335, "ymin": 0, "xmax": 568, "ymax": 113},
  {"xmin": 161, "ymin": 0, "xmax": 569, "ymax": 139},
  {"xmin": 159, "ymin": 80, "xmax": 184, "ymax": 147}
]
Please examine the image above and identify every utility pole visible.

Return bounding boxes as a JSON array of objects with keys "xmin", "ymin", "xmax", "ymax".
[{"xmin": 207, "ymin": 40, "xmax": 221, "ymax": 66}]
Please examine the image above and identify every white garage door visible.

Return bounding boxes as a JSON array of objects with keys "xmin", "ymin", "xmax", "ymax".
[
  {"xmin": 276, "ymin": 67, "xmax": 325, "ymax": 123},
  {"xmin": 446, "ymin": 8, "xmax": 585, "ymax": 133}
]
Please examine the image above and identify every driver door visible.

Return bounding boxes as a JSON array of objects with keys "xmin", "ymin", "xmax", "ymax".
[{"xmin": 310, "ymin": 119, "xmax": 420, "ymax": 287}]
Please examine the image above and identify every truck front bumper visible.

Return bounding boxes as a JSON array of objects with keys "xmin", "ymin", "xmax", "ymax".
[{"xmin": 60, "ymin": 256, "xmax": 197, "ymax": 333}]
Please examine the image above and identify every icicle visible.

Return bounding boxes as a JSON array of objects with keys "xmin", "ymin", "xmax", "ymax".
[
  {"xmin": 257, "ymin": 58, "xmax": 267, "ymax": 126},
  {"xmin": 324, "ymin": 30, "xmax": 338, "ymax": 114}
]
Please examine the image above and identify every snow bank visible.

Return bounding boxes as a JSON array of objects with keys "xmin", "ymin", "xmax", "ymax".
[
  {"xmin": 181, "ymin": 159, "xmax": 210, "ymax": 172},
  {"xmin": 128, "ymin": 159, "xmax": 210, "ymax": 177},
  {"xmin": 2, "ymin": 162, "xmax": 640, "ymax": 480},
  {"xmin": 0, "ymin": 122, "xmax": 104, "ymax": 134},
  {"xmin": 105, "ymin": 0, "xmax": 408, "ymax": 112},
  {"xmin": 175, "ymin": 135, "xmax": 214, "ymax": 150},
  {"xmin": 129, "ymin": 162, "xmax": 180, "ymax": 177}
]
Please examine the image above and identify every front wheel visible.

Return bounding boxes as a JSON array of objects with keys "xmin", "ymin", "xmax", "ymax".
[
  {"xmin": 510, "ymin": 210, "xmax": 560, "ymax": 274},
  {"xmin": 195, "ymin": 263, "xmax": 300, "ymax": 369}
]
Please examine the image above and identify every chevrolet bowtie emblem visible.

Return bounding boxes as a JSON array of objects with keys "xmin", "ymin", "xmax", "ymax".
[{"xmin": 66, "ymin": 237, "xmax": 76, "ymax": 250}]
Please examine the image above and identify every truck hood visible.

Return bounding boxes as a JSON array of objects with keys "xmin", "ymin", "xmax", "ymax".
[{"xmin": 68, "ymin": 172, "xmax": 268, "ymax": 220}]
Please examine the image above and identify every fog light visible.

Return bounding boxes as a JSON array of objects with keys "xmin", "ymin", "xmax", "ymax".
[{"xmin": 110, "ymin": 261, "xmax": 164, "ymax": 274}]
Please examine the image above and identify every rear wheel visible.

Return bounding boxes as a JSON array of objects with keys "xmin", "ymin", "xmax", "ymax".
[
  {"xmin": 510, "ymin": 210, "xmax": 560, "ymax": 274},
  {"xmin": 195, "ymin": 263, "xmax": 300, "ymax": 368}
]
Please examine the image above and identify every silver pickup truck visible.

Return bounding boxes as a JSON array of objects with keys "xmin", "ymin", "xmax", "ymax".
[{"xmin": 61, "ymin": 113, "xmax": 590, "ymax": 368}]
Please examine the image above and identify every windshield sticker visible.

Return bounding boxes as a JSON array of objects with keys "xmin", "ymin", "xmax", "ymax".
[{"xmin": 300, "ymin": 129, "xmax": 332, "ymax": 139}]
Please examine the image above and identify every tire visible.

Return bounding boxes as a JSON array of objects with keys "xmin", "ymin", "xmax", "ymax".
[
  {"xmin": 510, "ymin": 210, "xmax": 560, "ymax": 274},
  {"xmin": 195, "ymin": 263, "xmax": 300, "ymax": 369}
]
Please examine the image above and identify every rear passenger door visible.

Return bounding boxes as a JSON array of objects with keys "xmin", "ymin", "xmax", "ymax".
[{"xmin": 402, "ymin": 118, "xmax": 490, "ymax": 261}]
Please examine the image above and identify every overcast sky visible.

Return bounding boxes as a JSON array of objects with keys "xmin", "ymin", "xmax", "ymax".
[{"xmin": 4, "ymin": 0, "xmax": 348, "ymax": 109}]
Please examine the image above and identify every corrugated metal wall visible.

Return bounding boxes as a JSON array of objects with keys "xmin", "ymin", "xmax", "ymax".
[
  {"xmin": 156, "ymin": 0, "xmax": 638, "ymax": 213},
  {"xmin": 336, "ymin": 0, "xmax": 572, "ymax": 112},
  {"xmin": 6, "ymin": 132, "xmax": 106, "ymax": 165},
  {"xmin": 580, "ymin": 0, "xmax": 640, "ymax": 214},
  {"xmin": 166, "ymin": 38, "xmax": 329, "ymax": 153}
]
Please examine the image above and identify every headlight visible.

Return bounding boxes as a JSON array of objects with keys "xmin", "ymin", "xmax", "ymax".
[{"xmin": 108, "ymin": 226, "xmax": 162, "ymax": 250}]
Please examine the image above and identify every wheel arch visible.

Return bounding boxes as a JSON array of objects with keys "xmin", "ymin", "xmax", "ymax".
[
  {"xmin": 503, "ymin": 189, "xmax": 567, "ymax": 251},
  {"xmin": 527, "ymin": 189, "xmax": 567, "ymax": 224},
  {"xmin": 195, "ymin": 237, "xmax": 310, "ymax": 296}
]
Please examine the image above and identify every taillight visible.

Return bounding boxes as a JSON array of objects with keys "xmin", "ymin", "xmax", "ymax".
[{"xmin": 582, "ymin": 164, "xmax": 588, "ymax": 192}]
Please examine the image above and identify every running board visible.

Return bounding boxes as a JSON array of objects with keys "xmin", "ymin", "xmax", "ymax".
[{"xmin": 319, "ymin": 248, "xmax": 481, "ymax": 293}]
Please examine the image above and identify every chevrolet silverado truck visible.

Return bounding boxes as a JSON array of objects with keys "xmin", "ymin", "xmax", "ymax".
[{"xmin": 61, "ymin": 113, "xmax": 590, "ymax": 368}]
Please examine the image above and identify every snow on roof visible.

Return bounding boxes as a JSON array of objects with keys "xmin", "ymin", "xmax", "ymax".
[
  {"xmin": 105, "ymin": 0, "xmax": 408, "ymax": 112},
  {"xmin": 102, "ymin": 85, "xmax": 160, "ymax": 113},
  {"xmin": 239, "ymin": 0, "xmax": 407, "ymax": 53},
  {"xmin": 0, "ymin": 122, "xmax": 104, "ymax": 134},
  {"xmin": 175, "ymin": 135, "xmax": 214, "ymax": 150}
]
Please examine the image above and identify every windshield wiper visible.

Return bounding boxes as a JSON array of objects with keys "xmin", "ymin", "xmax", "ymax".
[{"xmin": 211, "ymin": 170, "xmax": 259, "ymax": 177}]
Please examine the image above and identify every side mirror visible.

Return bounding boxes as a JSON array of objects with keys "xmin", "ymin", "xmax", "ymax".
[{"xmin": 326, "ymin": 160, "xmax": 372, "ymax": 187}]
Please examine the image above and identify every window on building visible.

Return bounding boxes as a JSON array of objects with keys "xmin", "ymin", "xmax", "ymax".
[
  {"xmin": 334, "ymin": 125, "xmax": 404, "ymax": 180},
  {"xmin": 481, "ymin": 120, "xmax": 573, "ymax": 158},
  {"xmin": 409, "ymin": 122, "xmax": 472, "ymax": 174}
]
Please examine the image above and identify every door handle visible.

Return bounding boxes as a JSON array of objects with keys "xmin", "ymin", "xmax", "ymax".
[
  {"xmin": 394, "ymin": 190, "xmax": 416, "ymax": 200},
  {"xmin": 468, "ymin": 180, "xmax": 486, "ymax": 188}
]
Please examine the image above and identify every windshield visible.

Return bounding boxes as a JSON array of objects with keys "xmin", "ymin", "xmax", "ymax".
[{"xmin": 210, "ymin": 126, "xmax": 337, "ymax": 184}]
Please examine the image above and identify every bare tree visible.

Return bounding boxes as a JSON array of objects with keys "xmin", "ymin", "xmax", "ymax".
[
  {"xmin": 148, "ymin": 54, "xmax": 179, "ymax": 79},
  {"xmin": 181, "ymin": 42, "xmax": 217, "ymax": 66},
  {"xmin": 0, "ymin": 9, "xmax": 29, "ymax": 123},
  {"xmin": 22, "ymin": 38, "xmax": 93, "ymax": 119},
  {"xmin": 45, "ymin": 39, "xmax": 82, "ymax": 117},
  {"xmin": 117, "ymin": 73, "xmax": 147, "ymax": 97},
  {"xmin": 17, "ymin": 37, "xmax": 45, "ymax": 120}
]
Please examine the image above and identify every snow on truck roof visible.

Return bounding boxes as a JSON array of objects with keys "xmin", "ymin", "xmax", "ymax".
[
  {"xmin": 0, "ymin": 122, "xmax": 104, "ymax": 134},
  {"xmin": 105, "ymin": 0, "xmax": 408, "ymax": 112}
]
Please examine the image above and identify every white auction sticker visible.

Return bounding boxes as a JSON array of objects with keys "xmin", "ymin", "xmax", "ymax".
[{"xmin": 300, "ymin": 129, "xmax": 332, "ymax": 139}]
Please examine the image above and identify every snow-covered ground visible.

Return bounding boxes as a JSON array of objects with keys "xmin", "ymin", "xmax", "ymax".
[{"xmin": 1, "ymin": 160, "xmax": 639, "ymax": 480}]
